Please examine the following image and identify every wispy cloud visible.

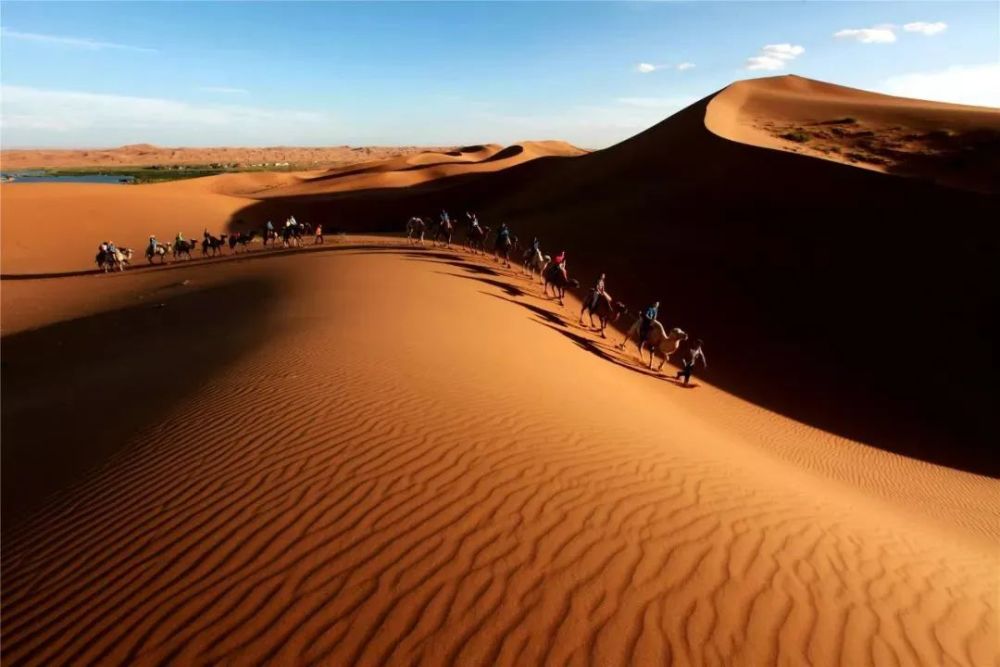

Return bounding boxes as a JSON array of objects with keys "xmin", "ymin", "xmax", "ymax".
[
  {"xmin": 745, "ymin": 43, "xmax": 804, "ymax": 71},
  {"xmin": 880, "ymin": 62, "xmax": 1000, "ymax": 108},
  {"xmin": 834, "ymin": 26, "xmax": 897, "ymax": 44},
  {"xmin": 0, "ymin": 27, "xmax": 156, "ymax": 52},
  {"xmin": 0, "ymin": 85, "xmax": 334, "ymax": 147},
  {"xmin": 198, "ymin": 86, "xmax": 249, "ymax": 95},
  {"xmin": 903, "ymin": 21, "xmax": 947, "ymax": 36},
  {"xmin": 636, "ymin": 62, "xmax": 696, "ymax": 74}
]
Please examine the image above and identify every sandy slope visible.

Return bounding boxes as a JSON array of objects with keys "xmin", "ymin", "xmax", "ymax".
[
  {"xmin": 210, "ymin": 76, "xmax": 999, "ymax": 473},
  {"xmin": 705, "ymin": 76, "xmax": 1000, "ymax": 192},
  {"xmin": 2, "ymin": 244, "xmax": 997, "ymax": 665}
]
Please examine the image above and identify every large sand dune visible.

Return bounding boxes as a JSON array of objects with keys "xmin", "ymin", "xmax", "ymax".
[
  {"xmin": 2, "ymin": 245, "xmax": 997, "ymax": 665},
  {"xmin": 2, "ymin": 75, "xmax": 998, "ymax": 665}
]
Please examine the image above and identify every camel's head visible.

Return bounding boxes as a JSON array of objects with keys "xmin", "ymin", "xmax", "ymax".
[
  {"xmin": 671, "ymin": 327, "xmax": 688, "ymax": 340},
  {"xmin": 569, "ymin": 278, "xmax": 580, "ymax": 288},
  {"xmin": 612, "ymin": 301, "xmax": 628, "ymax": 319}
]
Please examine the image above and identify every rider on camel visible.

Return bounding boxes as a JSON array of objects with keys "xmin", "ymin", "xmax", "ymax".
[
  {"xmin": 147, "ymin": 236, "xmax": 157, "ymax": 255},
  {"xmin": 580, "ymin": 273, "xmax": 610, "ymax": 324},
  {"xmin": 552, "ymin": 251, "xmax": 568, "ymax": 279},
  {"xmin": 175, "ymin": 231, "xmax": 185, "ymax": 247},
  {"xmin": 639, "ymin": 301, "xmax": 659, "ymax": 341}
]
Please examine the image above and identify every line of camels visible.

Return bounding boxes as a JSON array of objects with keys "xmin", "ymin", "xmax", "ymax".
[{"xmin": 407, "ymin": 214, "xmax": 689, "ymax": 371}]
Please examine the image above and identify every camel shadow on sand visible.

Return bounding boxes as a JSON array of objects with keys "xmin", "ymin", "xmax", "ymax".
[{"xmin": 487, "ymin": 293, "xmax": 697, "ymax": 388}]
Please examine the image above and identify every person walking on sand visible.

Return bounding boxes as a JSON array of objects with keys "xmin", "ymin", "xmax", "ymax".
[
  {"xmin": 314, "ymin": 223, "xmax": 324, "ymax": 244},
  {"xmin": 676, "ymin": 339, "xmax": 707, "ymax": 385}
]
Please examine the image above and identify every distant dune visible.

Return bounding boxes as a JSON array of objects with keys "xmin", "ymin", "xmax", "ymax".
[
  {"xmin": 0, "ymin": 144, "xmax": 461, "ymax": 170},
  {"xmin": 2, "ymin": 76, "xmax": 998, "ymax": 666}
]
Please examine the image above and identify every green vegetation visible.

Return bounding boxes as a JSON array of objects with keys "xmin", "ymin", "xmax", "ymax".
[
  {"xmin": 39, "ymin": 163, "xmax": 300, "ymax": 184},
  {"xmin": 780, "ymin": 131, "xmax": 811, "ymax": 143}
]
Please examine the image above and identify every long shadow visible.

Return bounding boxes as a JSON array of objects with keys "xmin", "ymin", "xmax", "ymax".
[
  {"xmin": 443, "ymin": 274, "xmax": 526, "ymax": 298},
  {"xmin": 1, "ymin": 277, "xmax": 282, "ymax": 530},
  {"xmin": 485, "ymin": 292, "xmax": 691, "ymax": 384}
]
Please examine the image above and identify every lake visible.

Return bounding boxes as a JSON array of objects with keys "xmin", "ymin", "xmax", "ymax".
[{"xmin": 1, "ymin": 172, "xmax": 135, "ymax": 184}]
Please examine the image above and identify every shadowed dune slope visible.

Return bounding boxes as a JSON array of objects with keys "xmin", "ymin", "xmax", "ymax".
[
  {"xmin": 224, "ymin": 77, "xmax": 1000, "ymax": 474},
  {"xmin": 1, "ymin": 248, "xmax": 997, "ymax": 665}
]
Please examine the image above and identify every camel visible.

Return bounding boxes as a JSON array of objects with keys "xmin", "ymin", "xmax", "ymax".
[
  {"xmin": 619, "ymin": 319, "xmax": 688, "ymax": 370},
  {"xmin": 466, "ymin": 224, "xmax": 491, "ymax": 254},
  {"xmin": 96, "ymin": 247, "xmax": 133, "ymax": 272},
  {"xmin": 173, "ymin": 239, "xmax": 197, "ymax": 260},
  {"xmin": 146, "ymin": 243, "xmax": 171, "ymax": 264},
  {"xmin": 494, "ymin": 234, "xmax": 513, "ymax": 268},
  {"xmin": 201, "ymin": 234, "xmax": 228, "ymax": 257},
  {"xmin": 433, "ymin": 218, "xmax": 453, "ymax": 246},
  {"xmin": 406, "ymin": 217, "xmax": 426, "ymax": 245},
  {"xmin": 579, "ymin": 293, "xmax": 627, "ymax": 337},
  {"xmin": 228, "ymin": 230, "xmax": 258, "ymax": 253},
  {"xmin": 522, "ymin": 248, "xmax": 549, "ymax": 282},
  {"xmin": 542, "ymin": 262, "xmax": 579, "ymax": 305}
]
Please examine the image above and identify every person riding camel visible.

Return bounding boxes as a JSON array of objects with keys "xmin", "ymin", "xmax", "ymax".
[
  {"xmin": 175, "ymin": 231, "xmax": 185, "ymax": 247},
  {"xmin": 639, "ymin": 301, "xmax": 660, "ymax": 341},
  {"xmin": 441, "ymin": 210, "xmax": 450, "ymax": 225},
  {"xmin": 552, "ymin": 251, "xmax": 568, "ymax": 279},
  {"xmin": 497, "ymin": 223, "xmax": 511, "ymax": 245},
  {"xmin": 147, "ymin": 235, "xmax": 157, "ymax": 255},
  {"xmin": 531, "ymin": 237, "xmax": 541, "ymax": 254},
  {"xmin": 314, "ymin": 223, "xmax": 324, "ymax": 244},
  {"xmin": 676, "ymin": 339, "xmax": 707, "ymax": 385},
  {"xmin": 592, "ymin": 273, "xmax": 610, "ymax": 306}
]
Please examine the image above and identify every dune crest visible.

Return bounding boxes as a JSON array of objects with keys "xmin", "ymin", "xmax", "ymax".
[{"xmin": 705, "ymin": 75, "xmax": 1000, "ymax": 192}]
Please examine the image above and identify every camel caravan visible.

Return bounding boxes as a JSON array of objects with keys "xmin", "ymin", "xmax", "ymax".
[
  {"xmin": 93, "ymin": 206, "xmax": 707, "ymax": 384},
  {"xmin": 93, "ymin": 216, "xmax": 325, "ymax": 272},
  {"xmin": 410, "ymin": 210, "xmax": 709, "ymax": 384}
]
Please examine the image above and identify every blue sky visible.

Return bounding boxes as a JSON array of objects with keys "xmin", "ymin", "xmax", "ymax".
[{"xmin": 1, "ymin": 1, "xmax": 997, "ymax": 148}]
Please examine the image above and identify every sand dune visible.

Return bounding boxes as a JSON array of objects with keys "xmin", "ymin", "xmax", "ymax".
[
  {"xmin": 2, "ymin": 245, "xmax": 997, "ymax": 665},
  {"xmin": 214, "ymin": 76, "xmax": 999, "ymax": 473},
  {"xmin": 705, "ymin": 76, "xmax": 1000, "ymax": 192},
  {"xmin": 2, "ymin": 75, "xmax": 998, "ymax": 665},
  {"xmin": 0, "ymin": 144, "xmax": 458, "ymax": 170}
]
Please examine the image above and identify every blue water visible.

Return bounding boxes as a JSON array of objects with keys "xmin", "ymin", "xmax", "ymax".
[{"xmin": 1, "ymin": 171, "xmax": 135, "ymax": 184}]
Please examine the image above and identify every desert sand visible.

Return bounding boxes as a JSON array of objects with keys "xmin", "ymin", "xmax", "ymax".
[
  {"xmin": 2, "ymin": 76, "xmax": 998, "ymax": 665},
  {"xmin": 0, "ymin": 143, "xmax": 460, "ymax": 170}
]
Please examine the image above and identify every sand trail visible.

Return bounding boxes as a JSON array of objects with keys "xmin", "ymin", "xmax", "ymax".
[{"xmin": 2, "ymin": 246, "xmax": 996, "ymax": 666}]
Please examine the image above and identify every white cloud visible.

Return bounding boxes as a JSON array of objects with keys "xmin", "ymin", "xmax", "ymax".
[
  {"xmin": 745, "ymin": 43, "xmax": 805, "ymax": 70},
  {"xmin": 0, "ymin": 85, "xmax": 335, "ymax": 147},
  {"xmin": 834, "ymin": 27, "xmax": 898, "ymax": 43},
  {"xmin": 903, "ymin": 21, "xmax": 947, "ymax": 36},
  {"xmin": 676, "ymin": 62, "xmax": 696, "ymax": 71},
  {"xmin": 0, "ymin": 27, "xmax": 156, "ymax": 52},
  {"xmin": 636, "ymin": 63, "xmax": 660, "ymax": 73},
  {"xmin": 198, "ymin": 86, "xmax": 249, "ymax": 95},
  {"xmin": 880, "ymin": 63, "xmax": 1000, "ymax": 108}
]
